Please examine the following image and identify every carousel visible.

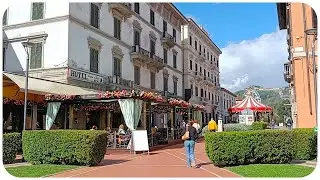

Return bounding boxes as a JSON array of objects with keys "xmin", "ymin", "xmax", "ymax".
[{"xmin": 228, "ymin": 88, "xmax": 272, "ymax": 125}]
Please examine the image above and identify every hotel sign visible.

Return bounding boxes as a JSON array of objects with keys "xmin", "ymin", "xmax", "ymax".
[{"xmin": 68, "ymin": 68, "xmax": 104, "ymax": 84}]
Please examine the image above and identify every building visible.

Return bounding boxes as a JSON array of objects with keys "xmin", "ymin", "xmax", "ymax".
[
  {"xmin": 277, "ymin": 3, "xmax": 317, "ymax": 128},
  {"xmin": 2, "ymin": 2, "xmax": 189, "ymax": 131},
  {"xmin": 181, "ymin": 18, "xmax": 222, "ymax": 125},
  {"xmin": 220, "ymin": 87, "xmax": 237, "ymax": 123}
]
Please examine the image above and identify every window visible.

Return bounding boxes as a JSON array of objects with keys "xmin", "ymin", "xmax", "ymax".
[
  {"xmin": 205, "ymin": 91, "xmax": 207, "ymax": 98},
  {"xmin": 200, "ymin": 66, "xmax": 202, "ymax": 73},
  {"xmin": 150, "ymin": 9, "xmax": 155, "ymax": 25},
  {"xmin": 29, "ymin": 42, "xmax": 43, "ymax": 69},
  {"xmin": 3, "ymin": 9, "xmax": 7, "ymax": 26},
  {"xmin": 212, "ymin": 94, "xmax": 214, "ymax": 101},
  {"xmin": 207, "ymin": 72, "xmax": 209, "ymax": 77},
  {"xmin": 150, "ymin": 72, "xmax": 155, "ymax": 89},
  {"xmin": 199, "ymin": 44, "xmax": 202, "ymax": 52},
  {"xmin": 204, "ymin": 69, "xmax": 206, "ymax": 77},
  {"xmin": 189, "ymin": 60, "xmax": 193, "ymax": 70},
  {"xmin": 195, "ymin": 86, "xmax": 198, "ymax": 96},
  {"xmin": 209, "ymin": 92, "xmax": 211, "ymax": 100},
  {"xmin": 134, "ymin": 3, "xmax": 140, "ymax": 14},
  {"xmin": 90, "ymin": 48, "xmax": 99, "ymax": 73},
  {"xmin": 134, "ymin": 65, "xmax": 140, "ymax": 85},
  {"xmin": 150, "ymin": 40, "xmax": 155, "ymax": 56},
  {"xmin": 189, "ymin": 36, "xmax": 192, "ymax": 45},
  {"xmin": 114, "ymin": 17, "xmax": 121, "ymax": 40},
  {"xmin": 31, "ymin": 2, "xmax": 44, "ymax": 21},
  {"xmin": 134, "ymin": 30, "xmax": 140, "ymax": 46},
  {"xmin": 217, "ymin": 59, "xmax": 219, "ymax": 68},
  {"xmin": 195, "ymin": 63, "xmax": 198, "ymax": 71},
  {"xmin": 214, "ymin": 76, "xmax": 217, "ymax": 86},
  {"xmin": 90, "ymin": 3, "xmax": 99, "ymax": 28},
  {"xmin": 312, "ymin": 9, "xmax": 317, "ymax": 28},
  {"xmin": 204, "ymin": 48, "xmax": 206, "ymax": 54},
  {"xmin": 207, "ymin": 52, "xmax": 209, "ymax": 59},
  {"xmin": 195, "ymin": 41, "xmax": 197, "ymax": 50},
  {"xmin": 113, "ymin": 57, "xmax": 121, "ymax": 77},
  {"xmin": 190, "ymin": 84, "xmax": 193, "ymax": 95},
  {"xmin": 211, "ymin": 54, "xmax": 213, "ymax": 61},
  {"xmin": 200, "ymin": 89, "xmax": 203, "ymax": 97},
  {"xmin": 163, "ymin": 48, "xmax": 168, "ymax": 64},
  {"xmin": 173, "ymin": 81, "xmax": 177, "ymax": 95},
  {"xmin": 173, "ymin": 29, "xmax": 176, "ymax": 42},
  {"xmin": 173, "ymin": 53, "xmax": 177, "ymax": 68},
  {"xmin": 163, "ymin": 20, "xmax": 167, "ymax": 33},
  {"xmin": 163, "ymin": 77, "xmax": 168, "ymax": 91}
]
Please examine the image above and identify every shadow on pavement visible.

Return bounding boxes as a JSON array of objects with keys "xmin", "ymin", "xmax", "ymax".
[{"xmin": 96, "ymin": 159, "xmax": 129, "ymax": 166}]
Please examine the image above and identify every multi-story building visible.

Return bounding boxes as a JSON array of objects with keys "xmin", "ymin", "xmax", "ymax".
[
  {"xmin": 277, "ymin": 3, "xmax": 317, "ymax": 128},
  {"xmin": 181, "ymin": 18, "xmax": 222, "ymax": 125},
  {"xmin": 220, "ymin": 87, "xmax": 237, "ymax": 123},
  {"xmin": 2, "ymin": 2, "xmax": 188, "ymax": 130}
]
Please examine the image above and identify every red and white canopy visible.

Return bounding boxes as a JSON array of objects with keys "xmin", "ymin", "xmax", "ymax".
[{"xmin": 228, "ymin": 95, "xmax": 272, "ymax": 113}]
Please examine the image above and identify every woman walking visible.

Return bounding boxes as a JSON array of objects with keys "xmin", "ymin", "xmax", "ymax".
[{"xmin": 182, "ymin": 121, "xmax": 198, "ymax": 168}]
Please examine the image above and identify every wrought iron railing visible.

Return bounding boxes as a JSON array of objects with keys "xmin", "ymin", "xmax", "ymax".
[{"xmin": 131, "ymin": 45, "xmax": 164, "ymax": 64}]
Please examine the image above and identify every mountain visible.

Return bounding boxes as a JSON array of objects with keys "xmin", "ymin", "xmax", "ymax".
[{"xmin": 233, "ymin": 86, "xmax": 291, "ymax": 123}]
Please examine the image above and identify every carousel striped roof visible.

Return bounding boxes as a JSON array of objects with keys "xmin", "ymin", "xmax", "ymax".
[{"xmin": 228, "ymin": 95, "xmax": 272, "ymax": 113}]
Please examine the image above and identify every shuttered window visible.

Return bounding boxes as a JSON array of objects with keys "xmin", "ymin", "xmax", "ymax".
[
  {"xmin": 134, "ymin": 3, "xmax": 140, "ymax": 14},
  {"xmin": 29, "ymin": 43, "xmax": 43, "ymax": 69},
  {"xmin": 134, "ymin": 65, "xmax": 140, "ymax": 85},
  {"xmin": 150, "ymin": 72, "xmax": 155, "ymax": 89},
  {"xmin": 173, "ymin": 53, "xmax": 177, "ymax": 68},
  {"xmin": 134, "ymin": 30, "xmax": 140, "ymax": 46},
  {"xmin": 163, "ymin": 48, "xmax": 167, "ymax": 64},
  {"xmin": 90, "ymin": 3, "xmax": 100, "ymax": 28},
  {"xmin": 150, "ymin": 9, "xmax": 155, "ymax": 25},
  {"xmin": 163, "ymin": 77, "xmax": 168, "ymax": 91},
  {"xmin": 90, "ymin": 48, "xmax": 99, "ymax": 73},
  {"xmin": 173, "ymin": 80, "xmax": 177, "ymax": 95},
  {"xmin": 114, "ymin": 17, "xmax": 121, "ymax": 40},
  {"xmin": 113, "ymin": 57, "xmax": 121, "ymax": 77},
  {"xmin": 31, "ymin": 3, "xmax": 44, "ymax": 20}
]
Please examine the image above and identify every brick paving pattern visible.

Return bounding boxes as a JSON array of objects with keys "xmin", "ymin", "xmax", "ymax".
[{"xmin": 51, "ymin": 141, "xmax": 240, "ymax": 177}]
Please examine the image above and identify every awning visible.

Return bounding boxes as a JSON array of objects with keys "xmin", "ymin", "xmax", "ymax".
[{"xmin": 3, "ymin": 72, "xmax": 100, "ymax": 96}]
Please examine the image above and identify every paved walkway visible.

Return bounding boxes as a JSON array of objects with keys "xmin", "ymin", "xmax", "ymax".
[{"xmin": 51, "ymin": 141, "xmax": 240, "ymax": 177}]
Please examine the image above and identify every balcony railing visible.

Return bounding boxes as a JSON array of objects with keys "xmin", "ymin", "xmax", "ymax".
[
  {"xmin": 105, "ymin": 76, "xmax": 134, "ymax": 88},
  {"xmin": 161, "ymin": 32, "xmax": 175, "ymax": 48},
  {"xmin": 108, "ymin": 3, "xmax": 133, "ymax": 20},
  {"xmin": 283, "ymin": 62, "xmax": 292, "ymax": 83},
  {"xmin": 131, "ymin": 45, "xmax": 164, "ymax": 70}
]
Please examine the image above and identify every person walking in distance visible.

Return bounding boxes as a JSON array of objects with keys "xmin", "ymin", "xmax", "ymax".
[
  {"xmin": 182, "ymin": 121, "xmax": 198, "ymax": 168},
  {"xmin": 208, "ymin": 118, "xmax": 217, "ymax": 132},
  {"xmin": 286, "ymin": 117, "xmax": 293, "ymax": 130}
]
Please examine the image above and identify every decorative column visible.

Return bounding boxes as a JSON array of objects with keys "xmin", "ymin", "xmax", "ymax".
[
  {"xmin": 68, "ymin": 105, "xmax": 74, "ymax": 129},
  {"xmin": 100, "ymin": 110, "xmax": 106, "ymax": 129},
  {"xmin": 32, "ymin": 103, "xmax": 37, "ymax": 130},
  {"xmin": 107, "ymin": 110, "xmax": 111, "ymax": 129},
  {"xmin": 143, "ymin": 102, "xmax": 147, "ymax": 130}
]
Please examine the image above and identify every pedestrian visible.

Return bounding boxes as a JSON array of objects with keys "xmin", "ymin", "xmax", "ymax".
[
  {"xmin": 271, "ymin": 119, "xmax": 276, "ymax": 129},
  {"xmin": 181, "ymin": 121, "xmax": 198, "ymax": 168},
  {"xmin": 208, "ymin": 118, "xmax": 217, "ymax": 132},
  {"xmin": 90, "ymin": 125, "xmax": 97, "ymax": 130}
]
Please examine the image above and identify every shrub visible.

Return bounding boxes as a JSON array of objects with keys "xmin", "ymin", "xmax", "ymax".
[
  {"xmin": 201, "ymin": 125, "xmax": 208, "ymax": 136},
  {"xmin": 251, "ymin": 122, "xmax": 268, "ymax": 130},
  {"xmin": 292, "ymin": 128, "xmax": 317, "ymax": 160},
  {"xmin": 22, "ymin": 130, "xmax": 108, "ymax": 166},
  {"xmin": 3, "ymin": 133, "xmax": 22, "ymax": 164},
  {"xmin": 205, "ymin": 130, "xmax": 294, "ymax": 167},
  {"xmin": 223, "ymin": 123, "xmax": 252, "ymax": 132}
]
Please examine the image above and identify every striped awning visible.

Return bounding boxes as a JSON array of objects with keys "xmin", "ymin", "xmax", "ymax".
[{"xmin": 228, "ymin": 95, "xmax": 272, "ymax": 113}]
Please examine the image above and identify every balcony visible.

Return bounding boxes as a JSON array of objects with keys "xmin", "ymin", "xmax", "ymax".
[
  {"xmin": 161, "ymin": 32, "xmax": 175, "ymax": 49},
  {"xmin": 200, "ymin": 97, "xmax": 208, "ymax": 105},
  {"xmin": 194, "ymin": 71, "xmax": 202, "ymax": 80},
  {"xmin": 283, "ymin": 62, "xmax": 292, "ymax": 83},
  {"xmin": 105, "ymin": 76, "xmax": 134, "ymax": 88},
  {"xmin": 198, "ymin": 52, "xmax": 205, "ymax": 61},
  {"xmin": 203, "ymin": 77, "xmax": 212, "ymax": 85},
  {"xmin": 214, "ymin": 100, "xmax": 219, "ymax": 106},
  {"xmin": 108, "ymin": 3, "xmax": 133, "ymax": 20},
  {"xmin": 131, "ymin": 45, "xmax": 165, "ymax": 71}
]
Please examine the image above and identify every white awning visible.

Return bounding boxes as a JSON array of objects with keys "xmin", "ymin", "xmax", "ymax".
[{"xmin": 3, "ymin": 72, "xmax": 100, "ymax": 96}]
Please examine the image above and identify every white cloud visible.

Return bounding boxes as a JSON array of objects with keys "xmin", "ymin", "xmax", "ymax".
[{"xmin": 220, "ymin": 30, "xmax": 288, "ymax": 92}]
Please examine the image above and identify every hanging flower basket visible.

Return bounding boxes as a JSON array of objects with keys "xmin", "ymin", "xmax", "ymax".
[
  {"xmin": 45, "ymin": 94, "xmax": 76, "ymax": 101},
  {"xmin": 168, "ymin": 98, "xmax": 191, "ymax": 108},
  {"xmin": 192, "ymin": 104, "xmax": 205, "ymax": 111}
]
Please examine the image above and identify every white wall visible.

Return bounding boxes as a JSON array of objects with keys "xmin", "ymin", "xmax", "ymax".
[
  {"xmin": 6, "ymin": 1, "xmax": 69, "ymax": 25},
  {"xmin": 4, "ymin": 20, "xmax": 69, "ymax": 72}
]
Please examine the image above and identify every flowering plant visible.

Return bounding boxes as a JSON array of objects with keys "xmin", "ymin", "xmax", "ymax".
[
  {"xmin": 45, "ymin": 94, "xmax": 76, "ymax": 101},
  {"xmin": 168, "ymin": 98, "xmax": 191, "ymax": 108},
  {"xmin": 192, "ymin": 104, "xmax": 205, "ymax": 110}
]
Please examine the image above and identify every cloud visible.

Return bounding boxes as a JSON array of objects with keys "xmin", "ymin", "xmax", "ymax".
[
  {"xmin": 185, "ymin": 14, "xmax": 200, "ymax": 24},
  {"xmin": 220, "ymin": 30, "xmax": 288, "ymax": 92}
]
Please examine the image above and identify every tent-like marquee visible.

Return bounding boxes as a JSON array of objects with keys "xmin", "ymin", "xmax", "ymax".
[{"xmin": 228, "ymin": 95, "xmax": 272, "ymax": 113}]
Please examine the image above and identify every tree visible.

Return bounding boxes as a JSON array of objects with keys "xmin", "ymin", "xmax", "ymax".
[{"xmin": 273, "ymin": 99, "xmax": 291, "ymax": 124}]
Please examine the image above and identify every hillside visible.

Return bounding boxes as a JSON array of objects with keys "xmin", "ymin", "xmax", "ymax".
[{"xmin": 234, "ymin": 86, "xmax": 291, "ymax": 123}]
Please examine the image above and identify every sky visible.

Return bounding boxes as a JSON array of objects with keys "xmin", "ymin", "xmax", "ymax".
[{"xmin": 174, "ymin": 3, "xmax": 288, "ymax": 92}]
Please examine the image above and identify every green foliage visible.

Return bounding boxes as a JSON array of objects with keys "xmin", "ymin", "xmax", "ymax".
[
  {"xmin": 22, "ymin": 130, "xmax": 108, "ymax": 166},
  {"xmin": 201, "ymin": 125, "xmax": 208, "ymax": 136},
  {"xmin": 223, "ymin": 123, "xmax": 252, "ymax": 132},
  {"xmin": 292, "ymin": 128, "xmax": 317, "ymax": 160},
  {"xmin": 251, "ymin": 122, "xmax": 268, "ymax": 130},
  {"xmin": 3, "ymin": 133, "xmax": 22, "ymax": 164},
  {"xmin": 205, "ymin": 130, "xmax": 295, "ymax": 167}
]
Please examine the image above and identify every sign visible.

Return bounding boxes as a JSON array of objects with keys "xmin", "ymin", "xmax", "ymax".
[
  {"xmin": 314, "ymin": 127, "xmax": 318, "ymax": 132},
  {"xmin": 132, "ymin": 130, "xmax": 149, "ymax": 154},
  {"xmin": 68, "ymin": 68, "xmax": 104, "ymax": 84},
  {"xmin": 239, "ymin": 115, "xmax": 246, "ymax": 124},
  {"xmin": 246, "ymin": 115, "xmax": 254, "ymax": 125}
]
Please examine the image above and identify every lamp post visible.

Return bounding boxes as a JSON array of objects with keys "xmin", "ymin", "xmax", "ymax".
[
  {"xmin": 305, "ymin": 28, "xmax": 318, "ymax": 127},
  {"xmin": 22, "ymin": 41, "xmax": 34, "ymax": 130}
]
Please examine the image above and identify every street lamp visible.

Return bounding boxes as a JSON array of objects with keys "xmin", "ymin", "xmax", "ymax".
[
  {"xmin": 21, "ymin": 41, "xmax": 34, "ymax": 131},
  {"xmin": 305, "ymin": 28, "xmax": 318, "ymax": 127}
]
